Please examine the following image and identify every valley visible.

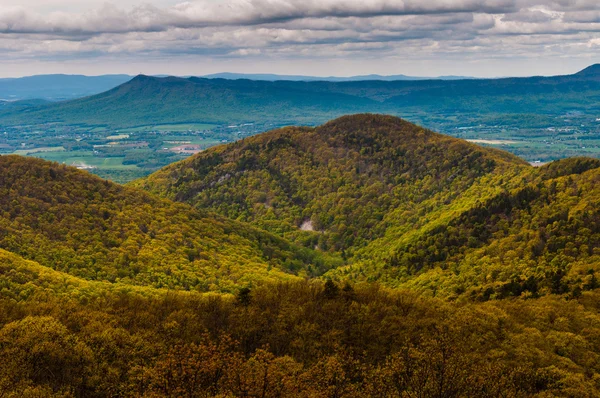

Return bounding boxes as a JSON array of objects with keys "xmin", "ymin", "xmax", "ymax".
[
  {"xmin": 6, "ymin": 0, "xmax": 600, "ymax": 395},
  {"xmin": 0, "ymin": 114, "xmax": 599, "ymax": 396},
  {"xmin": 2, "ymin": 66, "xmax": 600, "ymax": 183}
]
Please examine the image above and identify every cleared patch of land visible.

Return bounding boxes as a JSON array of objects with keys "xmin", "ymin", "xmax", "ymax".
[
  {"xmin": 466, "ymin": 139, "xmax": 519, "ymax": 145},
  {"xmin": 13, "ymin": 146, "xmax": 65, "ymax": 155},
  {"xmin": 169, "ymin": 144, "xmax": 203, "ymax": 154},
  {"xmin": 120, "ymin": 123, "xmax": 218, "ymax": 132},
  {"xmin": 106, "ymin": 134, "xmax": 130, "ymax": 140}
]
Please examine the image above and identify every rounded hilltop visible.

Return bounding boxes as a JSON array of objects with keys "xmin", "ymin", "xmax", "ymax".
[{"xmin": 135, "ymin": 114, "xmax": 528, "ymax": 253}]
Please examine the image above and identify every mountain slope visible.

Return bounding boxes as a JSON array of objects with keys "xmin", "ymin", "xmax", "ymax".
[
  {"xmin": 2, "ymin": 118, "xmax": 600, "ymax": 396},
  {"xmin": 0, "ymin": 74, "xmax": 132, "ymax": 100},
  {"xmin": 0, "ymin": 75, "xmax": 379, "ymax": 128},
  {"xmin": 136, "ymin": 115, "xmax": 528, "ymax": 254},
  {"xmin": 137, "ymin": 115, "xmax": 600, "ymax": 300},
  {"xmin": 2, "ymin": 65, "xmax": 600, "ymax": 130},
  {"xmin": 0, "ymin": 155, "xmax": 331, "ymax": 292},
  {"xmin": 3, "ymin": 250, "xmax": 600, "ymax": 397},
  {"xmin": 342, "ymin": 157, "xmax": 600, "ymax": 299}
]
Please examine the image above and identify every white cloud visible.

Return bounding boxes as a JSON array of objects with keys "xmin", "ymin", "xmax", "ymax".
[{"xmin": 0, "ymin": 0, "xmax": 600, "ymax": 77}]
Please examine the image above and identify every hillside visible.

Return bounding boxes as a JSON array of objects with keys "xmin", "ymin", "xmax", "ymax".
[
  {"xmin": 138, "ymin": 115, "xmax": 600, "ymax": 300},
  {"xmin": 136, "ymin": 115, "xmax": 528, "ymax": 253},
  {"xmin": 1, "ymin": 65, "xmax": 600, "ymax": 131},
  {"xmin": 0, "ymin": 155, "xmax": 332, "ymax": 292},
  {"xmin": 2, "ymin": 117, "xmax": 600, "ymax": 396},
  {"xmin": 3, "ymin": 265, "xmax": 600, "ymax": 397},
  {"xmin": 344, "ymin": 157, "xmax": 600, "ymax": 299}
]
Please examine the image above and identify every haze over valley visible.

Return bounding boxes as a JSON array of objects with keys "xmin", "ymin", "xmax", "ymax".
[{"xmin": 2, "ymin": 64, "xmax": 600, "ymax": 182}]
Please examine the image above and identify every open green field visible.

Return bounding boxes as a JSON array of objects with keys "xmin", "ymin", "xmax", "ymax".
[
  {"xmin": 160, "ymin": 136, "xmax": 224, "ymax": 148},
  {"xmin": 119, "ymin": 123, "xmax": 218, "ymax": 132},
  {"xmin": 32, "ymin": 150, "xmax": 137, "ymax": 169},
  {"xmin": 13, "ymin": 146, "xmax": 66, "ymax": 155},
  {"xmin": 0, "ymin": 122, "xmax": 241, "ymax": 183}
]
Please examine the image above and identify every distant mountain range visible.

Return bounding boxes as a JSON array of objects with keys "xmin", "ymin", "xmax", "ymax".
[
  {"xmin": 0, "ymin": 72, "xmax": 471, "ymax": 101},
  {"xmin": 3, "ymin": 65, "xmax": 599, "ymax": 102},
  {"xmin": 202, "ymin": 72, "xmax": 474, "ymax": 81},
  {"xmin": 0, "ymin": 70, "xmax": 533, "ymax": 101},
  {"xmin": 0, "ymin": 74, "xmax": 132, "ymax": 101},
  {"xmin": 1, "ymin": 64, "xmax": 599, "ymax": 130}
]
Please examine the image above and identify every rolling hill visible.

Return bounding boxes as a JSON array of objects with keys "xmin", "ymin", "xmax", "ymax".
[
  {"xmin": 136, "ymin": 115, "xmax": 527, "ymax": 251},
  {"xmin": 2, "ymin": 115, "xmax": 600, "ymax": 396},
  {"xmin": 0, "ymin": 155, "xmax": 332, "ymax": 292},
  {"xmin": 346, "ymin": 156, "xmax": 600, "ymax": 299},
  {"xmin": 137, "ymin": 115, "xmax": 600, "ymax": 299}
]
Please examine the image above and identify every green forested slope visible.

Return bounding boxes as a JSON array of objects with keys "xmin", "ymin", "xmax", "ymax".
[
  {"xmin": 0, "ymin": 155, "xmax": 332, "ymax": 292},
  {"xmin": 136, "ymin": 114, "xmax": 527, "ymax": 254},
  {"xmin": 2, "ymin": 275, "xmax": 600, "ymax": 397},
  {"xmin": 342, "ymin": 158, "xmax": 600, "ymax": 299},
  {"xmin": 2, "ymin": 116, "xmax": 600, "ymax": 396},
  {"xmin": 138, "ymin": 115, "xmax": 600, "ymax": 301}
]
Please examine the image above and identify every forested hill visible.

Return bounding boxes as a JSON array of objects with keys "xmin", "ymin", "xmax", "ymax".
[
  {"xmin": 0, "ymin": 74, "xmax": 379, "ymax": 128},
  {"xmin": 0, "ymin": 155, "xmax": 331, "ymax": 292},
  {"xmin": 3, "ymin": 117, "xmax": 600, "ymax": 396},
  {"xmin": 2, "ymin": 64, "xmax": 600, "ymax": 129},
  {"xmin": 345, "ymin": 156, "xmax": 600, "ymax": 299},
  {"xmin": 137, "ymin": 115, "xmax": 600, "ymax": 300},
  {"xmin": 135, "ymin": 114, "xmax": 527, "ymax": 253}
]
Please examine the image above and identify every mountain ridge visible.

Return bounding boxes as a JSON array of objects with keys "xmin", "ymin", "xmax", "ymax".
[
  {"xmin": 3, "ymin": 64, "xmax": 600, "ymax": 131},
  {"xmin": 2, "ymin": 115, "xmax": 600, "ymax": 395},
  {"xmin": 202, "ymin": 72, "xmax": 474, "ymax": 81},
  {"xmin": 574, "ymin": 63, "xmax": 600, "ymax": 77},
  {"xmin": 136, "ymin": 114, "xmax": 600, "ymax": 299},
  {"xmin": 0, "ymin": 155, "xmax": 334, "ymax": 292},
  {"xmin": 136, "ymin": 114, "xmax": 530, "ymax": 260}
]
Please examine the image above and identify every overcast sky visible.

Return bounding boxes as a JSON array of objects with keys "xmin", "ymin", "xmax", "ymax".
[{"xmin": 1, "ymin": 0, "xmax": 600, "ymax": 78}]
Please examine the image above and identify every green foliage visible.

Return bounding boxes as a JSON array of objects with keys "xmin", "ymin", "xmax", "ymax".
[
  {"xmin": 137, "ymin": 114, "xmax": 526, "ymax": 255},
  {"xmin": 0, "ymin": 279, "xmax": 599, "ymax": 396},
  {"xmin": 2, "ymin": 115, "xmax": 600, "ymax": 395},
  {"xmin": 345, "ymin": 159, "xmax": 600, "ymax": 300},
  {"xmin": 137, "ymin": 115, "xmax": 600, "ymax": 301},
  {"xmin": 0, "ymin": 155, "xmax": 335, "ymax": 292}
]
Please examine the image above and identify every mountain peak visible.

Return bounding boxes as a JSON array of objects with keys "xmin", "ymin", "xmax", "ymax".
[
  {"xmin": 575, "ymin": 64, "xmax": 600, "ymax": 76},
  {"xmin": 318, "ymin": 113, "xmax": 413, "ymax": 130},
  {"xmin": 136, "ymin": 115, "xmax": 527, "ymax": 254}
]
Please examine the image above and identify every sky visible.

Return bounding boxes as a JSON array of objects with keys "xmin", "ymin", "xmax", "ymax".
[{"xmin": 1, "ymin": 0, "xmax": 600, "ymax": 78}]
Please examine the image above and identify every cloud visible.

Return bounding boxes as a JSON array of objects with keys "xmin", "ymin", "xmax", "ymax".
[
  {"xmin": 1, "ymin": 0, "xmax": 600, "ymax": 77},
  {"xmin": 0, "ymin": 1, "xmax": 521, "ymax": 35}
]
